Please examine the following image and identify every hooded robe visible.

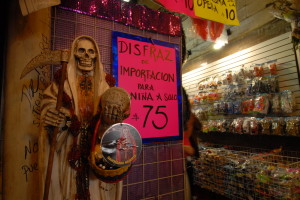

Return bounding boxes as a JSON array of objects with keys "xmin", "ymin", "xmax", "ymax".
[{"xmin": 39, "ymin": 35, "xmax": 122, "ymax": 200}]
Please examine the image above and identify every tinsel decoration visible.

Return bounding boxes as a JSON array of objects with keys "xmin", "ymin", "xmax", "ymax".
[{"xmin": 59, "ymin": 0, "xmax": 181, "ymax": 36}]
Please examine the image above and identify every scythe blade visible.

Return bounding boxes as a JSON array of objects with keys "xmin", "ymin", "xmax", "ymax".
[{"xmin": 20, "ymin": 50, "xmax": 66, "ymax": 79}]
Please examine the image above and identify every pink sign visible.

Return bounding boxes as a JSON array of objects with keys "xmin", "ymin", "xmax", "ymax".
[
  {"xmin": 112, "ymin": 31, "xmax": 182, "ymax": 142},
  {"xmin": 154, "ymin": 0, "xmax": 197, "ymax": 18}
]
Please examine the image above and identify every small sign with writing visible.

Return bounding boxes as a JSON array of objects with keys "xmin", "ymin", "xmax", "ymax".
[
  {"xmin": 112, "ymin": 31, "xmax": 182, "ymax": 143},
  {"xmin": 193, "ymin": 0, "xmax": 240, "ymax": 25}
]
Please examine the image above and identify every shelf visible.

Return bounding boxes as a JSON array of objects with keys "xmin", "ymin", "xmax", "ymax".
[{"xmin": 198, "ymin": 132, "xmax": 300, "ymax": 152}]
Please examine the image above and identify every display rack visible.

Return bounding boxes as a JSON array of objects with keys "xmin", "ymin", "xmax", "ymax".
[{"xmin": 193, "ymin": 146, "xmax": 300, "ymax": 200}]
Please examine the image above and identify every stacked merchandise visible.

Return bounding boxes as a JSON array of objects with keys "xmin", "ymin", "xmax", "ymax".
[
  {"xmin": 194, "ymin": 61, "xmax": 280, "ymax": 105},
  {"xmin": 194, "ymin": 60, "xmax": 297, "ymax": 115},
  {"xmin": 196, "ymin": 90, "xmax": 296, "ymax": 117},
  {"xmin": 254, "ymin": 154, "xmax": 300, "ymax": 199},
  {"xmin": 194, "ymin": 148, "xmax": 227, "ymax": 195},
  {"xmin": 193, "ymin": 147, "xmax": 300, "ymax": 200},
  {"xmin": 202, "ymin": 116, "xmax": 300, "ymax": 137},
  {"xmin": 192, "ymin": 60, "xmax": 299, "ymax": 136}
]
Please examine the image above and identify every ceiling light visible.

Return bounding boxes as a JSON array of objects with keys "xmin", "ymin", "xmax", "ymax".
[{"xmin": 213, "ymin": 41, "xmax": 225, "ymax": 50}]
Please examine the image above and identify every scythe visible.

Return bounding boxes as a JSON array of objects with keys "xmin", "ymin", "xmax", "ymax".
[{"xmin": 20, "ymin": 49, "xmax": 70, "ymax": 200}]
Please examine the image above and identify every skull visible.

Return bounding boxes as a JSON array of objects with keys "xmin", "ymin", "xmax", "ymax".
[
  {"xmin": 100, "ymin": 87, "xmax": 131, "ymax": 125},
  {"xmin": 74, "ymin": 38, "xmax": 97, "ymax": 71}
]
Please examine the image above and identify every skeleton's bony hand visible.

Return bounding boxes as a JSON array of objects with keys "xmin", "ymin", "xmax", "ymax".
[
  {"xmin": 102, "ymin": 104, "xmax": 123, "ymax": 125},
  {"xmin": 44, "ymin": 107, "xmax": 71, "ymax": 128}
]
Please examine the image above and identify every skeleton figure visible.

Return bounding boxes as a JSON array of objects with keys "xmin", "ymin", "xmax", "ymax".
[
  {"xmin": 75, "ymin": 39, "xmax": 97, "ymax": 71},
  {"xmin": 39, "ymin": 36, "xmax": 123, "ymax": 200}
]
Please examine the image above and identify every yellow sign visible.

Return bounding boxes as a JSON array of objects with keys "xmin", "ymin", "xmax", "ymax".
[{"xmin": 193, "ymin": 0, "xmax": 240, "ymax": 25}]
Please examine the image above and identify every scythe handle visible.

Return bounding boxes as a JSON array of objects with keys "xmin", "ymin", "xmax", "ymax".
[{"xmin": 43, "ymin": 50, "xmax": 69, "ymax": 200}]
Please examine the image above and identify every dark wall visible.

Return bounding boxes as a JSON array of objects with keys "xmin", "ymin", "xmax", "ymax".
[{"xmin": 0, "ymin": 0, "xmax": 9, "ymax": 197}]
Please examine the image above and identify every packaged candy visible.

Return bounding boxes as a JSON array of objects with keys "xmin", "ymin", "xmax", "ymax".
[
  {"xmin": 194, "ymin": 94, "xmax": 200, "ymax": 103},
  {"xmin": 226, "ymin": 85, "xmax": 235, "ymax": 101},
  {"xmin": 267, "ymin": 60, "xmax": 277, "ymax": 75},
  {"xmin": 223, "ymin": 86, "xmax": 230, "ymax": 100},
  {"xmin": 199, "ymin": 92, "xmax": 208, "ymax": 102},
  {"xmin": 210, "ymin": 92, "xmax": 221, "ymax": 101},
  {"xmin": 252, "ymin": 77, "xmax": 269, "ymax": 95},
  {"xmin": 221, "ymin": 73, "xmax": 228, "ymax": 85},
  {"xmin": 216, "ymin": 120, "xmax": 222, "ymax": 132},
  {"xmin": 246, "ymin": 80, "xmax": 253, "ymax": 96},
  {"xmin": 232, "ymin": 68, "xmax": 246, "ymax": 85},
  {"xmin": 233, "ymin": 100, "xmax": 242, "ymax": 114},
  {"xmin": 232, "ymin": 118, "xmax": 244, "ymax": 134},
  {"xmin": 281, "ymin": 90, "xmax": 296, "ymax": 114},
  {"xmin": 234, "ymin": 85, "xmax": 246, "ymax": 99},
  {"xmin": 242, "ymin": 99, "xmax": 255, "ymax": 114},
  {"xmin": 226, "ymin": 71, "xmax": 233, "ymax": 84},
  {"xmin": 232, "ymin": 70, "xmax": 238, "ymax": 84},
  {"xmin": 244, "ymin": 64, "xmax": 254, "ymax": 79},
  {"xmin": 213, "ymin": 102, "xmax": 220, "ymax": 115},
  {"xmin": 251, "ymin": 78, "xmax": 260, "ymax": 95},
  {"xmin": 272, "ymin": 118, "xmax": 286, "ymax": 136},
  {"xmin": 271, "ymin": 93, "xmax": 281, "ymax": 113},
  {"xmin": 227, "ymin": 102, "xmax": 234, "ymax": 115},
  {"xmin": 250, "ymin": 117, "xmax": 259, "ymax": 135},
  {"xmin": 271, "ymin": 118, "xmax": 280, "ymax": 135},
  {"xmin": 202, "ymin": 122, "xmax": 209, "ymax": 133},
  {"xmin": 261, "ymin": 118, "xmax": 272, "ymax": 135},
  {"xmin": 253, "ymin": 95, "xmax": 270, "ymax": 114},
  {"xmin": 207, "ymin": 104, "xmax": 215, "ymax": 116},
  {"xmin": 242, "ymin": 100, "xmax": 249, "ymax": 114},
  {"xmin": 216, "ymin": 120, "xmax": 225, "ymax": 132},
  {"xmin": 196, "ymin": 107, "xmax": 209, "ymax": 121},
  {"xmin": 208, "ymin": 120, "xmax": 218, "ymax": 132},
  {"xmin": 198, "ymin": 78, "xmax": 208, "ymax": 90},
  {"xmin": 266, "ymin": 76, "xmax": 279, "ymax": 93},
  {"xmin": 237, "ymin": 67, "xmax": 246, "ymax": 83},
  {"xmin": 260, "ymin": 77, "xmax": 269, "ymax": 93},
  {"xmin": 285, "ymin": 117, "xmax": 300, "ymax": 136},
  {"xmin": 216, "ymin": 75, "xmax": 222, "ymax": 87},
  {"xmin": 219, "ymin": 102, "xmax": 228, "ymax": 115},
  {"xmin": 253, "ymin": 64, "xmax": 264, "ymax": 77},
  {"xmin": 223, "ymin": 119, "xmax": 232, "ymax": 132},
  {"xmin": 242, "ymin": 118, "xmax": 251, "ymax": 134},
  {"xmin": 208, "ymin": 76, "xmax": 217, "ymax": 89}
]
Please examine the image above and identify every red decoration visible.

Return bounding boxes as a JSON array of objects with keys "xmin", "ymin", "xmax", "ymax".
[
  {"xmin": 59, "ymin": 0, "xmax": 181, "ymax": 36},
  {"xmin": 209, "ymin": 21, "xmax": 224, "ymax": 42},
  {"xmin": 69, "ymin": 115, "xmax": 81, "ymax": 136},
  {"xmin": 192, "ymin": 18, "xmax": 208, "ymax": 41},
  {"xmin": 105, "ymin": 74, "xmax": 116, "ymax": 87},
  {"xmin": 192, "ymin": 18, "xmax": 225, "ymax": 42}
]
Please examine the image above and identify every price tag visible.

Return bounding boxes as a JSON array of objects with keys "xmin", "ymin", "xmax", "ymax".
[
  {"xmin": 112, "ymin": 31, "xmax": 183, "ymax": 143},
  {"xmin": 193, "ymin": 0, "xmax": 240, "ymax": 25}
]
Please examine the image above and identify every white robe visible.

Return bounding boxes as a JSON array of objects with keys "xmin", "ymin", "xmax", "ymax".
[{"xmin": 39, "ymin": 35, "xmax": 122, "ymax": 200}]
